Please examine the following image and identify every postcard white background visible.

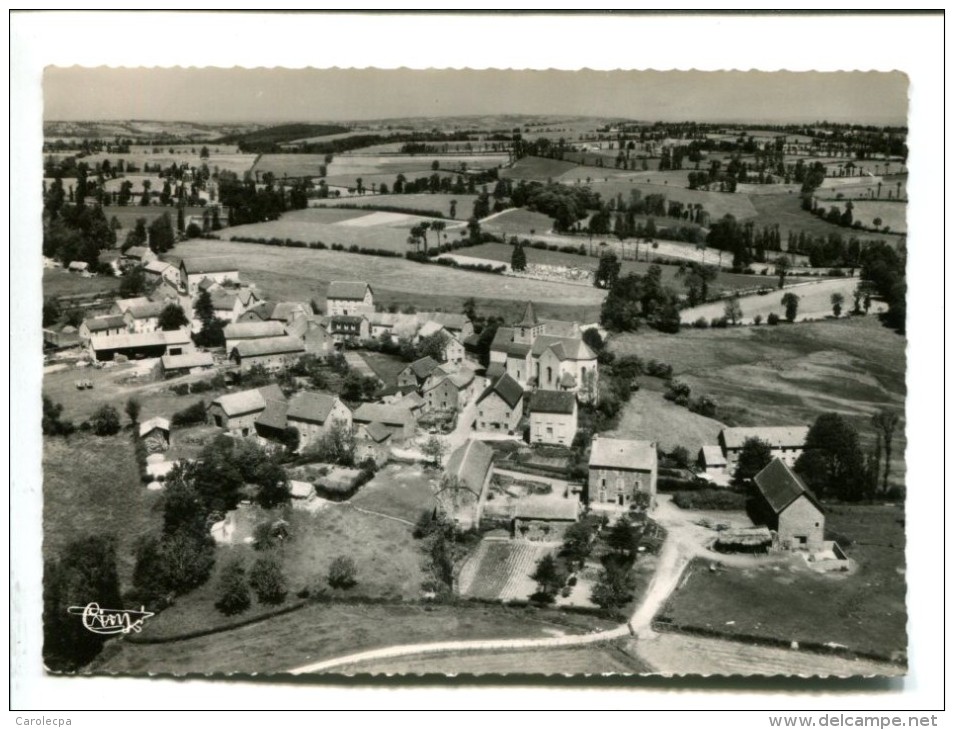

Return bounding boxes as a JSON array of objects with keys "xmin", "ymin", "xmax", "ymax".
[{"xmin": 9, "ymin": 10, "xmax": 946, "ymax": 719}]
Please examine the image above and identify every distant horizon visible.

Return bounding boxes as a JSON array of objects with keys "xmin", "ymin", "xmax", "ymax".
[{"xmin": 43, "ymin": 68, "xmax": 908, "ymax": 127}]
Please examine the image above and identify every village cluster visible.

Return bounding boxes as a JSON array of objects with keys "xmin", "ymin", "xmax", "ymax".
[{"xmin": 46, "ymin": 248, "xmax": 831, "ymax": 560}]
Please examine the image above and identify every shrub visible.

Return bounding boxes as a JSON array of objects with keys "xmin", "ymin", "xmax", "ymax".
[
  {"xmin": 249, "ymin": 552, "xmax": 287, "ymax": 605},
  {"xmin": 171, "ymin": 400, "xmax": 207, "ymax": 427},
  {"xmin": 692, "ymin": 317, "xmax": 709, "ymax": 329},
  {"xmin": 90, "ymin": 405, "xmax": 121, "ymax": 436},
  {"xmin": 327, "ymin": 555, "xmax": 357, "ymax": 589},
  {"xmin": 688, "ymin": 395, "xmax": 717, "ymax": 418},
  {"xmin": 215, "ymin": 557, "xmax": 251, "ymax": 615},
  {"xmin": 189, "ymin": 380, "xmax": 213, "ymax": 394},
  {"xmin": 672, "ymin": 489, "xmax": 747, "ymax": 511},
  {"xmin": 767, "ymin": 313, "xmax": 781, "ymax": 326},
  {"xmin": 170, "ymin": 383, "xmax": 190, "ymax": 396},
  {"xmin": 645, "ymin": 359, "xmax": 673, "ymax": 380},
  {"xmin": 753, "ymin": 314, "xmax": 763, "ymax": 325},
  {"xmin": 664, "ymin": 380, "xmax": 691, "ymax": 406},
  {"xmin": 710, "ymin": 316, "xmax": 729, "ymax": 329}
]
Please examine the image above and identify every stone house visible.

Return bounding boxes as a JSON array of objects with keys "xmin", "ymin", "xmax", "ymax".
[
  {"xmin": 123, "ymin": 301, "xmax": 166, "ymax": 334},
  {"xmin": 422, "ymin": 370, "xmax": 474, "ymax": 413},
  {"xmin": 223, "ymin": 320, "xmax": 287, "ymax": 355},
  {"xmin": 752, "ymin": 458, "xmax": 825, "ymax": 551},
  {"xmin": 208, "ymin": 384, "xmax": 285, "ymax": 437},
  {"xmin": 475, "ymin": 373, "xmax": 524, "ymax": 434},
  {"xmin": 326, "ymin": 281, "xmax": 374, "ymax": 317},
  {"xmin": 285, "ymin": 392, "xmax": 353, "ymax": 448},
  {"xmin": 528, "ymin": 390, "xmax": 578, "ymax": 446},
  {"xmin": 352, "ymin": 403, "xmax": 416, "ymax": 443},
  {"xmin": 177, "ymin": 257, "xmax": 240, "ymax": 296},
  {"xmin": 718, "ymin": 426, "xmax": 810, "ymax": 472},
  {"xmin": 79, "ymin": 314, "xmax": 128, "ymax": 342},
  {"xmin": 397, "ymin": 356, "xmax": 446, "ymax": 391},
  {"xmin": 229, "ymin": 335, "xmax": 305, "ymax": 374},
  {"xmin": 587, "ymin": 436, "xmax": 658, "ymax": 508},
  {"xmin": 328, "ymin": 315, "xmax": 370, "ymax": 345}
]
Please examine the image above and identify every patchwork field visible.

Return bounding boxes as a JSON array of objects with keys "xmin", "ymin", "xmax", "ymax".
[
  {"xmin": 458, "ymin": 539, "xmax": 555, "ymax": 601},
  {"xmin": 587, "ymin": 181, "xmax": 760, "ymax": 222},
  {"xmin": 499, "ymin": 156, "xmax": 579, "ymax": 181},
  {"xmin": 609, "ymin": 316, "xmax": 906, "ymax": 488},
  {"xmin": 349, "ymin": 463, "xmax": 439, "ymax": 524},
  {"xmin": 172, "ymin": 239, "xmax": 607, "ymax": 322},
  {"xmin": 313, "ymin": 193, "xmax": 477, "ymax": 219},
  {"xmin": 748, "ymin": 194, "xmax": 906, "ymax": 246},
  {"xmin": 679, "ymin": 278, "xmax": 878, "ymax": 325},
  {"xmin": 609, "ymin": 387, "xmax": 725, "ymax": 455},
  {"xmin": 453, "ymin": 242, "xmax": 793, "ymax": 296},
  {"xmin": 76, "ymin": 151, "xmax": 257, "ymax": 175},
  {"xmin": 92, "ymin": 601, "xmax": 616, "ymax": 676},
  {"xmin": 220, "ymin": 206, "xmax": 462, "ymax": 255},
  {"xmin": 844, "ymin": 201, "xmax": 907, "ymax": 234},
  {"xmin": 43, "ymin": 432, "xmax": 163, "ymax": 586},
  {"xmin": 101, "ymin": 205, "xmax": 214, "ymax": 230},
  {"xmin": 252, "ymin": 153, "xmax": 509, "ymax": 183},
  {"xmin": 482, "ymin": 208, "xmax": 557, "ymax": 235},
  {"xmin": 333, "ymin": 641, "xmax": 650, "ymax": 675},
  {"xmin": 43, "ymin": 268, "xmax": 118, "ymax": 299},
  {"xmin": 658, "ymin": 504, "xmax": 906, "ymax": 661}
]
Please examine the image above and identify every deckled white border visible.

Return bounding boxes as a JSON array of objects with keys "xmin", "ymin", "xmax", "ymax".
[{"xmin": 9, "ymin": 10, "xmax": 945, "ymax": 717}]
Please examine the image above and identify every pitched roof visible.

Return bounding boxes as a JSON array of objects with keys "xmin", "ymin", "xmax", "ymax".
[
  {"xmin": 240, "ymin": 302, "xmax": 277, "ymax": 321},
  {"xmin": 124, "ymin": 246, "xmax": 150, "ymax": 259},
  {"xmin": 211, "ymin": 290, "xmax": 238, "ymax": 311},
  {"xmin": 86, "ymin": 315, "xmax": 127, "ymax": 332},
  {"xmin": 531, "ymin": 334, "xmax": 595, "ymax": 361},
  {"xmin": 232, "ymin": 335, "xmax": 305, "ymax": 357},
  {"xmin": 505, "ymin": 342, "xmax": 532, "ymax": 358},
  {"xmin": 68, "ymin": 261, "xmax": 88, "ymax": 270},
  {"xmin": 212, "ymin": 389, "xmax": 266, "ymax": 417},
  {"xmin": 113, "ymin": 297, "xmax": 150, "ymax": 313},
  {"xmin": 255, "ymin": 399, "xmax": 289, "ymax": 432},
  {"xmin": 398, "ymin": 391, "xmax": 425, "ymax": 408},
  {"xmin": 91, "ymin": 328, "xmax": 191, "ymax": 352},
  {"xmin": 529, "ymin": 390, "xmax": 577, "ymax": 415},
  {"xmin": 720, "ymin": 426, "xmax": 810, "ymax": 451},
  {"xmin": 289, "ymin": 480, "xmax": 315, "ymax": 499},
  {"xmin": 449, "ymin": 370, "xmax": 475, "ymax": 388},
  {"xmin": 211, "ymin": 385, "xmax": 285, "ymax": 418},
  {"xmin": 476, "ymin": 373, "xmax": 524, "ymax": 409},
  {"xmin": 224, "ymin": 320, "xmax": 286, "ymax": 340},
  {"xmin": 485, "ymin": 362, "xmax": 506, "ymax": 380},
  {"xmin": 514, "ymin": 498, "xmax": 580, "ymax": 521},
  {"xmin": 270, "ymin": 302, "xmax": 310, "ymax": 323},
  {"xmin": 352, "ymin": 403, "xmax": 414, "ymax": 427},
  {"xmin": 143, "ymin": 260, "xmax": 174, "ymax": 275},
  {"xmin": 327, "ymin": 281, "xmax": 372, "ymax": 301},
  {"xmin": 588, "ymin": 437, "xmax": 656, "ymax": 472},
  {"xmin": 236, "ymin": 288, "xmax": 260, "ymax": 307},
  {"xmin": 362, "ymin": 421, "xmax": 393, "ymax": 443},
  {"xmin": 489, "ymin": 327, "xmax": 515, "ymax": 353},
  {"xmin": 515, "ymin": 301, "xmax": 540, "ymax": 327},
  {"xmin": 700, "ymin": 445, "xmax": 727, "ymax": 467},
  {"xmin": 406, "ymin": 356, "xmax": 443, "ymax": 380},
  {"xmin": 138, "ymin": 416, "xmax": 170, "ymax": 437},
  {"xmin": 179, "ymin": 257, "xmax": 239, "ymax": 275},
  {"xmin": 445, "ymin": 440, "xmax": 494, "ymax": 493},
  {"xmin": 160, "ymin": 351, "xmax": 214, "ymax": 370},
  {"xmin": 287, "ymin": 392, "xmax": 344, "ymax": 425},
  {"xmin": 421, "ymin": 312, "xmax": 469, "ymax": 332},
  {"xmin": 126, "ymin": 301, "xmax": 166, "ymax": 319},
  {"xmin": 754, "ymin": 458, "xmax": 823, "ymax": 514}
]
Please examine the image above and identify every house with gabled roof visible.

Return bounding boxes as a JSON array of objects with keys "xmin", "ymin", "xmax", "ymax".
[
  {"xmin": 442, "ymin": 439, "xmax": 495, "ymax": 528},
  {"xmin": 418, "ymin": 311, "xmax": 475, "ymax": 341},
  {"xmin": 284, "ymin": 314, "xmax": 333, "ymax": 357},
  {"xmin": 352, "ymin": 403, "xmax": 416, "ymax": 442},
  {"xmin": 123, "ymin": 300, "xmax": 167, "ymax": 333},
  {"xmin": 326, "ymin": 281, "xmax": 374, "ymax": 317},
  {"xmin": 229, "ymin": 335, "xmax": 305, "ymax": 374},
  {"xmin": 528, "ymin": 390, "xmax": 578, "ymax": 446},
  {"xmin": 88, "ymin": 328, "xmax": 194, "ymax": 361},
  {"xmin": 698, "ymin": 444, "xmax": 728, "ymax": 478},
  {"xmin": 718, "ymin": 426, "xmax": 810, "ymax": 472},
  {"xmin": 588, "ymin": 436, "xmax": 658, "ymax": 508},
  {"xmin": 160, "ymin": 351, "xmax": 215, "ymax": 378},
  {"xmin": 328, "ymin": 315, "xmax": 370, "ymax": 344},
  {"xmin": 475, "ymin": 373, "xmax": 524, "ymax": 434},
  {"xmin": 752, "ymin": 458, "xmax": 825, "ymax": 550},
  {"xmin": 121, "ymin": 246, "xmax": 157, "ymax": 269},
  {"xmin": 176, "ymin": 257, "xmax": 240, "ymax": 296},
  {"xmin": 111, "ymin": 297, "xmax": 151, "ymax": 315},
  {"xmin": 79, "ymin": 314, "xmax": 128, "ymax": 342},
  {"xmin": 285, "ymin": 392, "xmax": 352, "ymax": 447},
  {"xmin": 143, "ymin": 259, "xmax": 179, "ymax": 286},
  {"xmin": 398, "ymin": 356, "xmax": 446, "ymax": 391},
  {"xmin": 422, "ymin": 369, "xmax": 475, "ymax": 413},
  {"xmin": 224, "ymin": 320, "xmax": 287, "ymax": 354},
  {"xmin": 208, "ymin": 384, "xmax": 286, "ymax": 436}
]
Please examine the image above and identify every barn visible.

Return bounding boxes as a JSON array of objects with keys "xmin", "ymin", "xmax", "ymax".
[{"xmin": 752, "ymin": 458, "xmax": 825, "ymax": 551}]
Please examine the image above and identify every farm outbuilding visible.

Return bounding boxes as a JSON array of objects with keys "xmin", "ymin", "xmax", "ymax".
[
  {"xmin": 138, "ymin": 417, "xmax": 171, "ymax": 453},
  {"xmin": 719, "ymin": 426, "xmax": 809, "ymax": 473},
  {"xmin": 88, "ymin": 328, "xmax": 194, "ymax": 362},
  {"xmin": 512, "ymin": 498, "xmax": 580, "ymax": 541},
  {"xmin": 699, "ymin": 444, "xmax": 728, "ymax": 477},
  {"xmin": 209, "ymin": 384, "xmax": 286, "ymax": 437},
  {"xmin": 352, "ymin": 403, "xmax": 416, "ymax": 443},
  {"xmin": 160, "ymin": 351, "xmax": 215, "ymax": 378},
  {"xmin": 752, "ymin": 458, "xmax": 825, "ymax": 551},
  {"xmin": 229, "ymin": 335, "xmax": 305, "ymax": 374}
]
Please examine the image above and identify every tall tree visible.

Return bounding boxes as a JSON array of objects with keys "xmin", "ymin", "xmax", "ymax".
[
  {"xmin": 775, "ymin": 255, "xmax": 790, "ymax": 289},
  {"xmin": 510, "ymin": 242, "xmax": 527, "ymax": 272},
  {"xmin": 158, "ymin": 303, "xmax": 190, "ymax": 331},
  {"xmin": 733, "ymin": 437, "xmax": 773, "ymax": 485},
  {"xmin": 831, "ymin": 292, "xmax": 845, "ymax": 317},
  {"xmin": 781, "ymin": 292, "xmax": 800, "ymax": 322},
  {"xmin": 795, "ymin": 413, "xmax": 868, "ymax": 501},
  {"xmin": 871, "ymin": 410, "xmax": 901, "ymax": 495},
  {"xmin": 724, "ymin": 295, "xmax": 743, "ymax": 325}
]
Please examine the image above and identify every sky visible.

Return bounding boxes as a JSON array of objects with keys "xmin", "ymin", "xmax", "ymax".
[{"xmin": 43, "ymin": 67, "xmax": 908, "ymax": 126}]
